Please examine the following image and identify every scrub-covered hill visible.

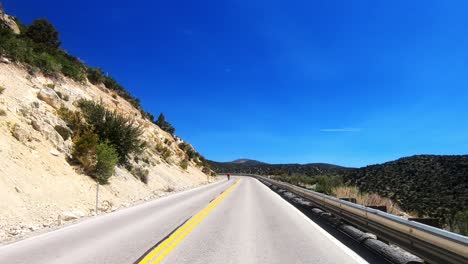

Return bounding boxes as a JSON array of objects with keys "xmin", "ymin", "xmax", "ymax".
[{"xmin": 0, "ymin": 7, "xmax": 215, "ymax": 242}]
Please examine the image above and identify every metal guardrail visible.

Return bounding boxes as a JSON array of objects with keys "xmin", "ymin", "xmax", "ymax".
[{"xmin": 224, "ymin": 174, "xmax": 468, "ymax": 264}]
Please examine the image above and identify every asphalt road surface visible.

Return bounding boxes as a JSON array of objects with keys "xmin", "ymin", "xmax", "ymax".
[{"xmin": 0, "ymin": 177, "xmax": 370, "ymax": 264}]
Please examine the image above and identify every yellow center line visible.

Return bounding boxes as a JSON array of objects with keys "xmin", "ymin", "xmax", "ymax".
[{"xmin": 138, "ymin": 179, "xmax": 242, "ymax": 264}]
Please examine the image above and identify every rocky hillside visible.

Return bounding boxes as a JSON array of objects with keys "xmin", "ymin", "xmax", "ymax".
[
  {"xmin": 0, "ymin": 62, "xmax": 216, "ymax": 243},
  {"xmin": 0, "ymin": 8, "xmax": 215, "ymax": 243},
  {"xmin": 0, "ymin": 5, "xmax": 19, "ymax": 34}
]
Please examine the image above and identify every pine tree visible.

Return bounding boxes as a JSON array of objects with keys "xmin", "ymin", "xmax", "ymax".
[
  {"xmin": 156, "ymin": 113, "xmax": 175, "ymax": 135},
  {"xmin": 25, "ymin": 18, "xmax": 61, "ymax": 50}
]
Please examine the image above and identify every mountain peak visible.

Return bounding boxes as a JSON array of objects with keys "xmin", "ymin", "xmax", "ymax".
[{"xmin": 231, "ymin": 159, "xmax": 267, "ymax": 165}]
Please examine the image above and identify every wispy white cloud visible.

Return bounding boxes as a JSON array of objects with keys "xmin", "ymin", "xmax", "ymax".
[{"xmin": 320, "ymin": 128, "xmax": 361, "ymax": 132}]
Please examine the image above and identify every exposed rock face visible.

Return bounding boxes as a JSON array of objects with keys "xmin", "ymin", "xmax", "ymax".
[
  {"xmin": 17, "ymin": 101, "xmax": 72, "ymax": 155},
  {"xmin": 0, "ymin": 62, "xmax": 213, "ymax": 243},
  {"xmin": 0, "ymin": 8, "xmax": 20, "ymax": 34},
  {"xmin": 37, "ymin": 88, "xmax": 61, "ymax": 109},
  {"xmin": 49, "ymin": 149, "xmax": 60, "ymax": 156},
  {"xmin": 0, "ymin": 57, "xmax": 10, "ymax": 64},
  {"xmin": 11, "ymin": 124, "xmax": 31, "ymax": 143},
  {"xmin": 31, "ymin": 120, "xmax": 42, "ymax": 132}
]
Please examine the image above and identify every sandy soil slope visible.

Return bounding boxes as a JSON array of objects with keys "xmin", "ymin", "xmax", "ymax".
[{"xmin": 0, "ymin": 62, "xmax": 213, "ymax": 242}]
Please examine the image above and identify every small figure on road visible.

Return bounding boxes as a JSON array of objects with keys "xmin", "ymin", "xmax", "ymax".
[{"xmin": 227, "ymin": 173, "xmax": 231, "ymax": 180}]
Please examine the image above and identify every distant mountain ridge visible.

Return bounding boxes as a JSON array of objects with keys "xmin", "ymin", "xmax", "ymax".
[
  {"xmin": 208, "ymin": 159, "xmax": 349, "ymax": 176},
  {"xmin": 210, "ymin": 155, "xmax": 468, "ymax": 229},
  {"xmin": 230, "ymin": 159, "xmax": 267, "ymax": 165}
]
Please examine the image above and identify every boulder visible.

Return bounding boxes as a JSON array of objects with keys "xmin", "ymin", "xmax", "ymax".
[
  {"xmin": 11, "ymin": 125, "xmax": 30, "ymax": 142},
  {"xmin": 0, "ymin": 13, "xmax": 20, "ymax": 34},
  {"xmin": 61, "ymin": 210, "xmax": 86, "ymax": 221},
  {"xmin": 49, "ymin": 149, "xmax": 60, "ymax": 156},
  {"xmin": 0, "ymin": 57, "xmax": 10, "ymax": 64},
  {"xmin": 7, "ymin": 228, "xmax": 20, "ymax": 236},
  {"xmin": 47, "ymin": 130, "xmax": 70, "ymax": 155},
  {"xmin": 31, "ymin": 120, "xmax": 42, "ymax": 132},
  {"xmin": 37, "ymin": 88, "xmax": 61, "ymax": 109},
  {"xmin": 99, "ymin": 200, "xmax": 113, "ymax": 212}
]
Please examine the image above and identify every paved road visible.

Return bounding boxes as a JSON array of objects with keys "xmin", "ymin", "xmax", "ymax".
[{"xmin": 0, "ymin": 177, "xmax": 369, "ymax": 264}]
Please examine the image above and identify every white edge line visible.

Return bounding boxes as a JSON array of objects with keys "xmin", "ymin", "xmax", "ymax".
[{"xmin": 254, "ymin": 178, "xmax": 369, "ymax": 264}]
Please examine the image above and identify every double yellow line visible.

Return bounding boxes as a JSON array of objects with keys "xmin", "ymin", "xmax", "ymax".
[{"xmin": 138, "ymin": 179, "xmax": 242, "ymax": 264}]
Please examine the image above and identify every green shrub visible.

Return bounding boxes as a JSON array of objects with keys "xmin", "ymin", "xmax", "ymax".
[
  {"xmin": 54, "ymin": 125, "xmax": 71, "ymax": 140},
  {"xmin": 72, "ymin": 130, "xmax": 99, "ymax": 173},
  {"xmin": 142, "ymin": 111, "xmax": 154, "ymax": 123},
  {"xmin": 155, "ymin": 143, "xmax": 172, "ymax": 162},
  {"xmin": 162, "ymin": 149, "xmax": 172, "ymax": 162},
  {"xmin": 202, "ymin": 167, "xmax": 211, "ymax": 174},
  {"xmin": 34, "ymin": 52, "xmax": 62, "ymax": 76},
  {"xmin": 25, "ymin": 19, "xmax": 61, "ymax": 50},
  {"xmin": 0, "ymin": 86, "xmax": 5, "ymax": 94},
  {"xmin": 57, "ymin": 106, "xmax": 86, "ymax": 134},
  {"xmin": 94, "ymin": 142, "xmax": 119, "ymax": 184},
  {"xmin": 0, "ymin": 109, "xmax": 6, "ymax": 116},
  {"xmin": 156, "ymin": 113, "xmax": 175, "ymax": 135},
  {"xmin": 315, "ymin": 175, "xmax": 343, "ymax": 195},
  {"xmin": 102, "ymin": 76, "xmax": 142, "ymax": 109},
  {"xmin": 54, "ymin": 51, "xmax": 86, "ymax": 82},
  {"xmin": 77, "ymin": 99, "xmax": 144, "ymax": 164},
  {"xmin": 124, "ymin": 163, "xmax": 133, "ymax": 172},
  {"xmin": 55, "ymin": 91, "xmax": 69, "ymax": 101},
  {"xmin": 272, "ymin": 175, "xmax": 343, "ymax": 194},
  {"xmin": 180, "ymin": 159, "xmax": 189, "ymax": 170},
  {"xmin": 178, "ymin": 142, "xmax": 189, "ymax": 152},
  {"xmin": 453, "ymin": 211, "xmax": 468, "ymax": 236},
  {"xmin": 45, "ymin": 83, "xmax": 55, "ymax": 89},
  {"xmin": 178, "ymin": 142, "xmax": 197, "ymax": 161},
  {"xmin": 87, "ymin": 67, "xmax": 105, "ymax": 85},
  {"xmin": 272, "ymin": 175, "xmax": 316, "ymax": 186},
  {"xmin": 0, "ymin": 22, "xmax": 85, "ymax": 82},
  {"xmin": 131, "ymin": 167, "xmax": 149, "ymax": 184}
]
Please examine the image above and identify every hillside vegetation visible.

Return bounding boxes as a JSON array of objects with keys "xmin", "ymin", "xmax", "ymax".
[
  {"xmin": 0, "ymin": 8, "xmax": 155, "ymax": 122},
  {"xmin": 212, "ymin": 155, "xmax": 468, "ymax": 233},
  {"xmin": 0, "ymin": 7, "xmax": 214, "ymax": 183},
  {"xmin": 209, "ymin": 160, "xmax": 349, "ymax": 176},
  {"xmin": 0, "ymin": 6, "xmax": 215, "ymax": 241},
  {"xmin": 344, "ymin": 155, "xmax": 468, "ymax": 230}
]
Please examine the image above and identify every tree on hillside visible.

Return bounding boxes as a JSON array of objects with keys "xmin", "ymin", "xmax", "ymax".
[
  {"xmin": 25, "ymin": 18, "xmax": 61, "ymax": 50},
  {"xmin": 86, "ymin": 67, "xmax": 105, "ymax": 85},
  {"xmin": 156, "ymin": 113, "xmax": 175, "ymax": 135}
]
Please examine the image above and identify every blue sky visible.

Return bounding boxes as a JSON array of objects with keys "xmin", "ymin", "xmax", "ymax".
[{"xmin": 5, "ymin": 1, "xmax": 468, "ymax": 167}]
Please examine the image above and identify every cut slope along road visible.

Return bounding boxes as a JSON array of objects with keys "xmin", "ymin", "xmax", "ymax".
[{"xmin": 0, "ymin": 177, "xmax": 369, "ymax": 264}]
